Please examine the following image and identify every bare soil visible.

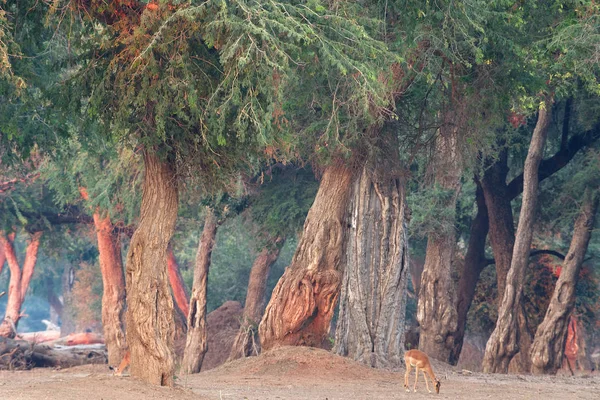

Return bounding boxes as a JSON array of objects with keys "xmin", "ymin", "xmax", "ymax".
[{"xmin": 1, "ymin": 346, "xmax": 598, "ymax": 400}]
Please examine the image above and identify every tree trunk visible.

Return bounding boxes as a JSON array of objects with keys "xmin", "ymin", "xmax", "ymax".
[
  {"xmin": 417, "ymin": 130, "xmax": 462, "ymax": 364},
  {"xmin": 167, "ymin": 246, "xmax": 190, "ymax": 318},
  {"xmin": 181, "ymin": 207, "xmax": 218, "ymax": 374},
  {"xmin": 93, "ymin": 213, "xmax": 127, "ymax": 366},
  {"xmin": 61, "ymin": 264, "xmax": 76, "ymax": 336},
  {"xmin": 530, "ymin": 190, "xmax": 598, "ymax": 374},
  {"xmin": 483, "ymin": 99, "xmax": 552, "ymax": 373},
  {"xmin": 229, "ymin": 240, "xmax": 283, "ymax": 361},
  {"xmin": 259, "ymin": 164, "xmax": 353, "ymax": 350},
  {"xmin": 0, "ymin": 232, "xmax": 42, "ymax": 338},
  {"xmin": 79, "ymin": 187, "xmax": 127, "ymax": 366},
  {"xmin": 125, "ymin": 151, "xmax": 178, "ymax": 386},
  {"xmin": 450, "ymin": 179, "xmax": 489, "ymax": 364},
  {"xmin": 333, "ymin": 161, "xmax": 410, "ymax": 368},
  {"xmin": 0, "ymin": 245, "xmax": 5, "ymax": 276}
]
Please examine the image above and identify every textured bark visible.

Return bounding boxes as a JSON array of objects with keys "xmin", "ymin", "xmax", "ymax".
[
  {"xmin": 93, "ymin": 214, "xmax": 127, "ymax": 366},
  {"xmin": 229, "ymin": 241, "xmax": 283, "ymax": 361},
  {"xmin": 0, "ymin": 246, "xmax": 5, "ymax": 277},
  {"xmin": 334, "ymin": 161, "xmax": 410, "ymax": 369},
  {"xmin": 530, "ymin": 191, "xmax": 598, "ymax": 374},
  {"xmin": 181, "ymin": 208, "xmax": 218, "ymax": 374},
  {"xmin": 125, "ymin": 151, "xmax": 178, "ymax": 386},
  {"xmin": 483, "ymin": 100, "xmax": 552, "ymax": 373},
  {"xmin": 79, "ymin": 187, "xmax": 127, "ymax": 365},
  {"xmin": 167, "ymin": 246, "xmax": 190, "ymax": 318},
  {"xmin": 259, "ymin": 164, "xmax": 353, "ymax": 350},
  {"xmin": 417, "ymin": 130, "xmax": 462, "ymax": 364},
  {"xmin": 451, "ymin": 180, "xmax": 488, "ymax": 364},
  {"xmin": 0, "ymin": 232, "xmax": 42, "ymax": 338}
]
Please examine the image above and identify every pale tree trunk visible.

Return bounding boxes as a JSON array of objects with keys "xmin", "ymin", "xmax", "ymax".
[
  {"xmin": 451, "ymin": 180, "xmax": 488, "ymax": 364},
  {"xmin": 0, "ymin": 231, "xmax": 42, "ymax": 337},
  {"xmin": 229, "ymin": 239, "xmax": 283, "ymax": 360},
  {"xmin": 167, "ymin": 246, "xmax": 190, "ymax": 318},
  {"xmin": 530, "ymin": 190, "xmax": 598, "ymax": 374},
  {"xmin": 181, "ymin": 207, "xmax": 218, "ymax": 374},
  {"xmin": 125, "ymin": 151, "xmax": 178, "ymax": 386},
  {"xmin": 334, "ymin": 157, "xmax": 410, "ymax": 369},
  {"xmin": 259, "ymin": 164, "xmax": 353, "ymax": 350},
  {"xmin": 79, "ymin": 188, "xmax": 127, "ymax": 366},
  {"xmin": 61, "ymin": 264, "xmax": 76, "ymax": 336},
  {"xmin": 480, "ymin": 151, "xmax": 533, "ymax": 372},
  {"xmin": 417, "ymin": 128, "xmax": 462, "ymax": 363},
  {"xmin": 483, "ymin": 99, "xmax": 553, "ymax": 373}
]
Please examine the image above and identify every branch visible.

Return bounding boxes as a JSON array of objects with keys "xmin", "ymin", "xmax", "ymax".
[
  {"xmin": 484, "ymin": 249, "xmax": 566, "ymax": 266},
  {"xmin": 0, "ymin": 173, "xmax": 40, "ymax": 194},
  {"xmin": 20, "ymin": 206, "xmax": 93, "ymax": 230},
  {"xmin": 507, "ymin": 120, "xmax": 600, "ymax": 200}
]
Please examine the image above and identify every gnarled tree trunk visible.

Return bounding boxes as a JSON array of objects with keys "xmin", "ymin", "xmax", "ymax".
[
  {"xmin": 79, "ymin": 187, "xmax": 127, "ymax": 366},
  {"xmin": 483, "ymin": 99, "xmax": 552, "ymax": 373},
  {"xmin": 417, "ymin": 129, "xmax": 462, "ymax": 364},
  {"xmin": 259, "ymin": 164, "xmax": 353, "ymax": 350},
  {"xmin": 530, "ymin": 190, "xmax": 598, "ymax": 374},
  {"xmin": 229, "ymin": 239, "xmax": 283, "ymax": 360},
  {"xmin": 334, "ymin": 159, "xmax": 410, "ymax": 369},
  {"xmin": 125, "ymin": 151, "xmax": 178, "ymax": 386},
  {"xmin": 181, "ymin": 207, "xmax": 218, "ymax": 374},
  {"xmin": 451, "ymin": 179, "xmax": 489, "ymax": 364},
  {"xmin": 0, "ymin": 231, "xmax": 42, "ymax": 338}
]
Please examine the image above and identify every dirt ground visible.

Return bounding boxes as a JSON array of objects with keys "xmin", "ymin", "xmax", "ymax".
[{"xmin": 1, "ymin": 346, "xmax": 598, "ymax": 400}]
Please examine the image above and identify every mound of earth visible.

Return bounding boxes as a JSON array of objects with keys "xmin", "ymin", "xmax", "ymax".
[{"xmin": 201, "ymin": 300, "xmax": 243, "ymax": 371}]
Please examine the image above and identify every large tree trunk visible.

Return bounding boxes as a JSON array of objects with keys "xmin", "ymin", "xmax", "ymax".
[
  {"xmin": 530, "ymin": 190, "xmax": 598, "ymax": 374},
  {"xmin": 417, "ymin": 129, "xmax": 462, "ymax": 364},
  {"xmin": 229, "ymin": 240, "xmax": 283, "ymax": 360},
  {"xmin": 0, "ymin": 245, "xmax": 5, "ymax": 275},
  {"xmin": 167, "ymin": 246, "xmax": 190, "ymax": 318},
  {"xmin": 333, "ymin": 159, "xmax": 410, "ymax": 369},
  {"xmin": 79, "ymin": 187, "xmax": 127, "ymax": 366},
  {"xmin": 259, "ymin": 164, "xmax": 353, "ymax": 350},
  {"xmin": 93, "ymin": 214, "xmax": 127, "ymax": 366},
  {"xmin": 450, "ymin": 179, "xmax": 489, "ymax": 364},
  {"xmin": 483, "ymin": 99, "xmax": 552, "ymax": 373},
  {"xmin": 0, "ymin": 231, "xmax": 42, "ymax": 338},
  {"xmin": 181, "ymin": 207, "xmax": 218, "ymax": 374},
  {"xmin": 125, "ymin": 151, "xmax": 178, "ymax": 386}
]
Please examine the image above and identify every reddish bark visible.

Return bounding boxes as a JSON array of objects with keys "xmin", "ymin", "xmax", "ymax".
[
  {"xmin": 167, "ymin": 246, "xmax": 190, "ymax": 318},
  {"xmin": 0, "ymin": 246, "xmax": 5, "ymax": 276},
  {"xmin": 80, "ymin": 187, "xmax": 127, "ymax": 366},
  {"xmin": 0, "ymin": 232, "xmax": 43, "ymax": 338}
]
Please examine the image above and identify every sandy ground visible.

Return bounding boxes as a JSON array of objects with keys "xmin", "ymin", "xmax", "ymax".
[{"xmin": 1, "ymin": 346, "xmax": 598, "ymax": 400}]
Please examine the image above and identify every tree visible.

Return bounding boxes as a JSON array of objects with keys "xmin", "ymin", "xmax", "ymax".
[
  {"xmin": 181, "ymin": 207, "xmax": 218, "ymax": 374},
  {"xmin": 483, "ymin": 98, "xmax": 553, "ymax": 373},
  {"xmin": 0, "ymin": 231, "xmax": 42, "ymax": 337}
]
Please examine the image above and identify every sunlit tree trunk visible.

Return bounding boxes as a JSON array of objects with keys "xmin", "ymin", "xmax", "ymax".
[
  {"xmin": 229, "ymin": 239, "xmax": 283, "ymax": 360},
  {"xmin": 181, "ymin": 207, "xmax": 218, "ymax": 374},
  {"xmin": 125, "ymin": 151, "xmax": 178, "ymax": 386},
  {"xmin": 0, "ymin": 231, "xmax": 42, "ymax": 338},
  {"xmin": 417, "ymin": 127, "xmax": 462, "ymax": 364},
  {"xmin": 451, "ymin": 180, "xmax": 488, "ymax": 363},
  {"xmin": 483, "ymin": 99, "xmax": 552, "ymax": 373},
  {"xmin": 334, "ymin": 155, "xmax": 410, "ymax": 368},
  {"xmin": 79, "ymin": 187, "xmax": 127, "ymax": 366},
  {"xmin": 167, "ymin": 246, "xmax": 190, "ymax": 318},
  {"xmin": 530, "ymin": 190, "xmax": 598, "ymax": 374},
  {"xmin": 259, "ymin": 164, "xmax": 353, "ymax": 350}
]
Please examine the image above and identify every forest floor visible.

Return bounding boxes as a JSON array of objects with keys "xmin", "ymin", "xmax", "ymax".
[{"xmin": 0, "ymin": 346, "xmax": 598, "ymax": 400}]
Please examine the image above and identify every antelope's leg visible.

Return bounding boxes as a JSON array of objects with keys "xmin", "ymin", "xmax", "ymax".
[
  {"xmin": 423, "ymin": 371, "xmax": 431, "ymax": 393},
  {"xmin": 404, "ymin": 364, "xmax": 411, "ymax": 392},
  {"xmin": 413, "ymin": 366, "xmax": 419, "ymax": 392}
]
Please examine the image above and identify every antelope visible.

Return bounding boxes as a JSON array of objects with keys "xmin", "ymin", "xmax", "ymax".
[{"xmin": 404, "ymin": 349, "xmax": 441, "ymax": 394}]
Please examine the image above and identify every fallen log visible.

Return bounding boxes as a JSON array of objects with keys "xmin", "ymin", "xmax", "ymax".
[
  {"xmin": 48, "ymin": 332, "xmax": 105, "ymax": 346},
  {"xmin": 0, "ymin": 337, "xmax": 107, "ymax": 370},
  {"xmin": 18, "ymin": 330, "xmax": 61, "ymax": 343}
]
